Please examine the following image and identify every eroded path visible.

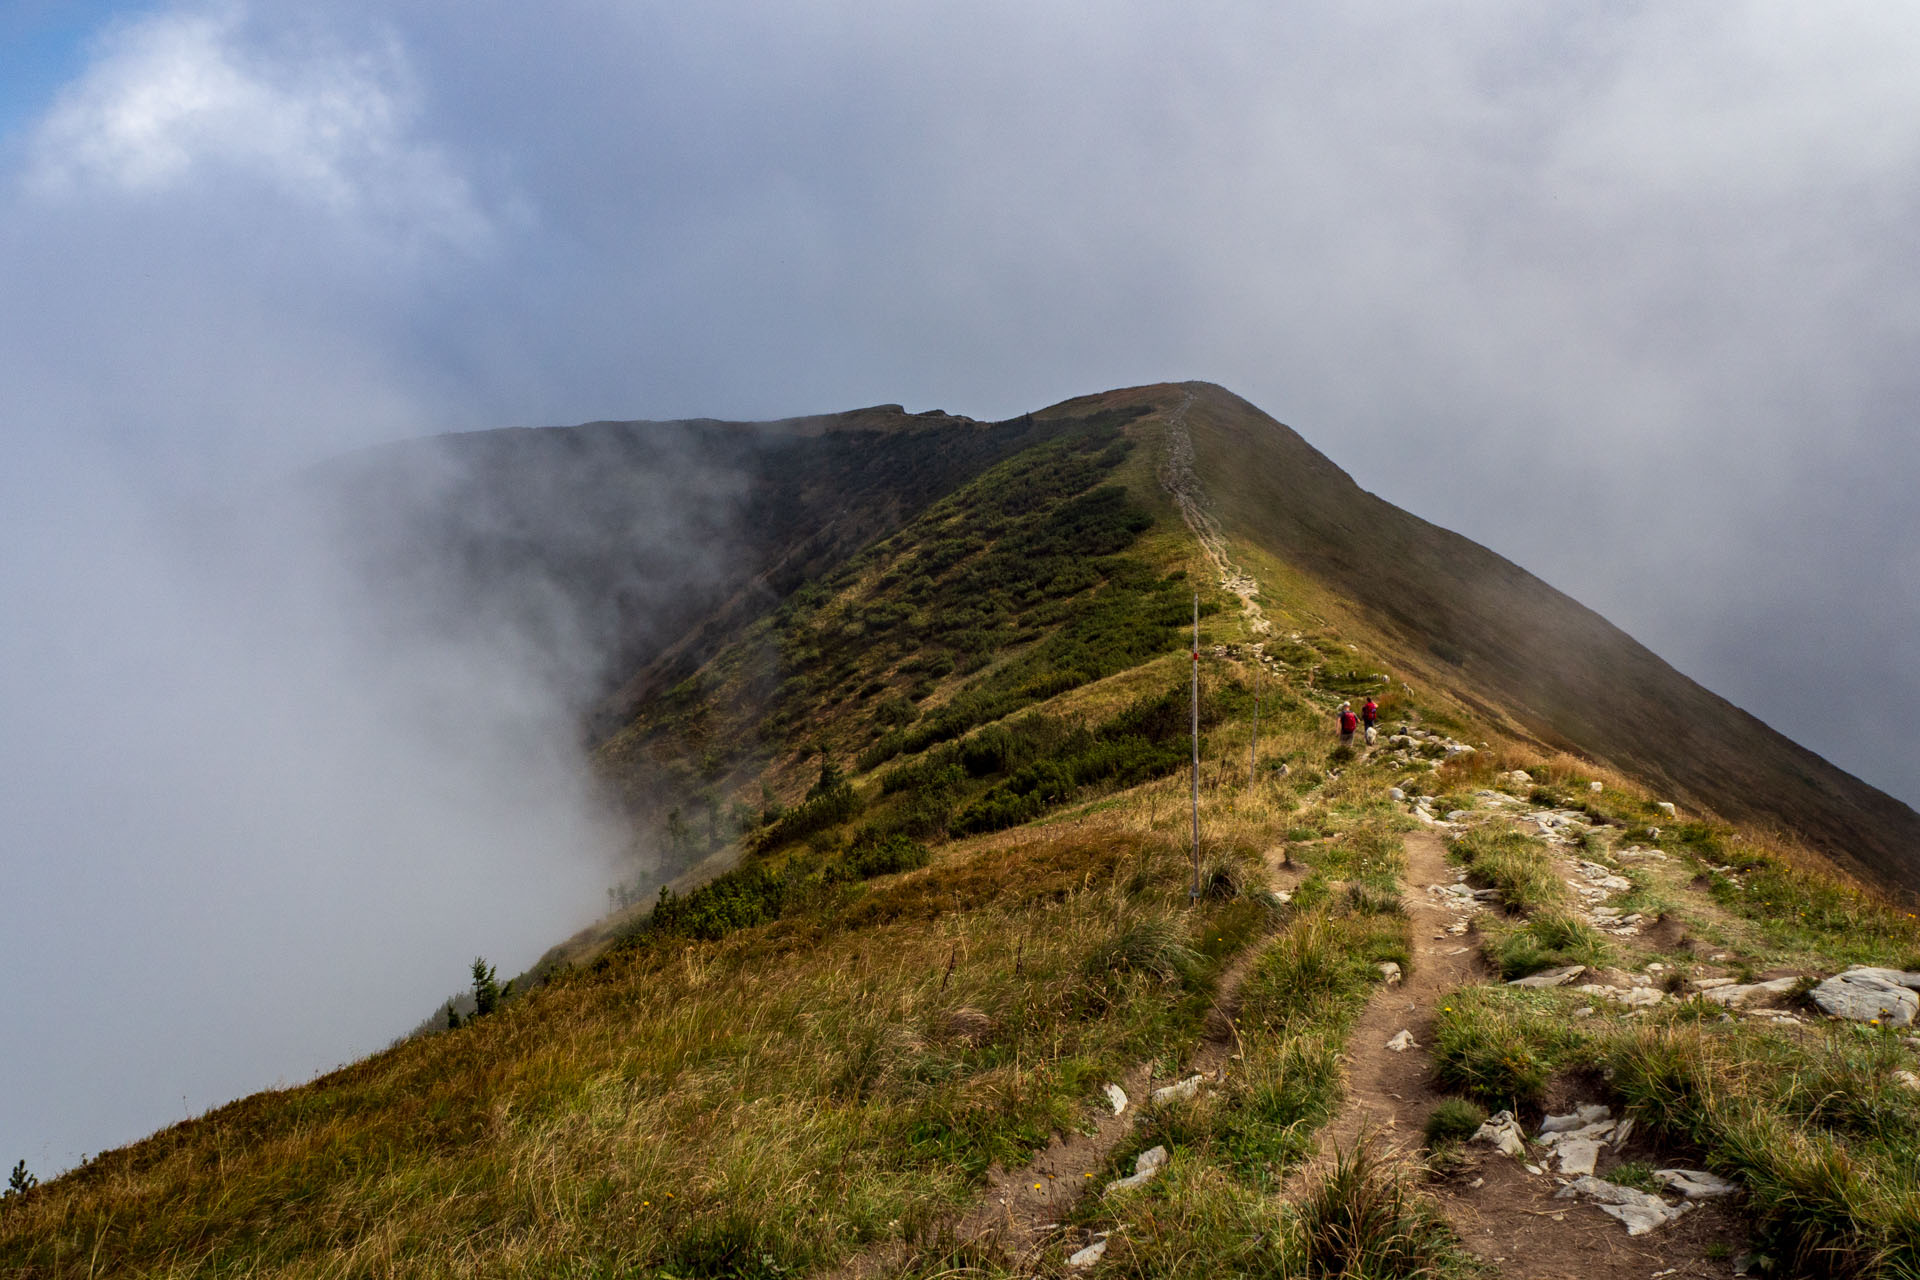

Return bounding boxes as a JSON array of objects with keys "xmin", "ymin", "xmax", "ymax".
[
  {"xmin": 1315, "ymin": 813, "xmax": 1742, "ymax": 1279},
  {"xmin": 1312, "ymin": 830, "xmax": 1486, "ymax": 1160}
]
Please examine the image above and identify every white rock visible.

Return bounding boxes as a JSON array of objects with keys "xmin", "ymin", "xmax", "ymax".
[
  {"xmin": 1590, "ymin": 781, "xmax": 1604, "ymax": 792},
  {"xmin": 1446, "ymin": 810, "xmax": 1469, "ymax": 821},
  {"xmin": 1691, "ymin": 977, "xmax": 1738, "ymax": 991},
  {"xmin": 1471, "ymin": 1110, "xmax": 1527, "ymax": 1159},
  {"xmin": 1067, "ymin": 1237, "xmax": 1109, "ymax": 1268},
  {"xmin": 1698, "ymin": 977, "xmax": 1798, "ymax": 1008},
  {"xmin": 1654, "ymin": 1169, "xmax": 1741, "ymax": 1199},
  {"xmin": 1107, "ymin": 1145, "xmax": 1169, "ymax": 1192},
  {"xmin": 1103, "ymin": 1083, "xmax": 1128, "ymax": 1115},
  {"xmin": 1892, "ymin": 1069, "xmax": 1920, "ymax": 1091},
  {"xmin": 1378, "ymin": 961, "xmax": 1403, "ymax": 986},
  {"xmin": 1539, "ymin": 1104, "xmax": 1611, "ymax": 1134},
  {"xmin": 1386, "ymin": 1029, "xmax": 1418, "ymax": 1052},
  {"xmin": 1388, "ymin": 787, "xmax": 1407, "ymax": 801},
  {"xmin": 1811, "ymin": 972, "xmax": 1919, "ymax": 1026},
  {"xmin": 1556, "ymin": 1137, "xmax": 1603, "ymax": 1176},
  {"xmin": 1555, "ymin": 1176, "xmax": 1692, "ymax": 1236},
  {"xmin": 1612, "ymin": 1117, "xmax": 1635, "ymax": 1146},
  {"xmin": 1577, "ymin": 984, "xmax": 1664, "ymax": 1008},
  {"xmin": 1151, "ymin": 1076, "xmax": 1205, "ymax": 1106},
  {"xmin": 1655, "ymin": 802, "xmax": 1677, "ymax": 818},
  {"xmin": 1509, "ymin": 965, "xmax": 1586, "ymax": 989}
]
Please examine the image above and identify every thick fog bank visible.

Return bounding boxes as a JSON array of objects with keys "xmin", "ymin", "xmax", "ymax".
[{"xmin": 0, "ymin": 429, "xmax": 743, "ymax": 1176}]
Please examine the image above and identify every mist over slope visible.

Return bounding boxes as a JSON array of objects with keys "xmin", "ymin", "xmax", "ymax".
[{"xmin": 386, "ymin": 381, "xmax": 1919, "ymax": 902}]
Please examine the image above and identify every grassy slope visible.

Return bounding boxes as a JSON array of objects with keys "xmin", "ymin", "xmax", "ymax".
[
  {"xmin": 1176, "ymin": 381, "xmax": 1920, "ymax": 902},
  {"xmin": 7, "ymin": 388, "xmax": 1920, "ymax": 1277}
]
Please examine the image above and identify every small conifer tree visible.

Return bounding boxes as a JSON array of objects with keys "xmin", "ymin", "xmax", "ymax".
[
  {"xmin": 445, "ymin": 1002, "xmax": 461, "ymax": 1030},
  {"xmin": 6, "ymin": 1159, "xmax": 34, "ymax": 1197},
  {"xmin": 471, "ymin": 957, "xmax": 500, "ymax": 1017}
]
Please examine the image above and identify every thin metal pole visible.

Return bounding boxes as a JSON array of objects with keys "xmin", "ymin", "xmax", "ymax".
[
  {"xmin": 1190, "ymin": 592, "xmax": 1200, "ymax": 899},
  {"xmin": 1249, "ymin": 687, "xmax": 1259, "ymax": 787}
]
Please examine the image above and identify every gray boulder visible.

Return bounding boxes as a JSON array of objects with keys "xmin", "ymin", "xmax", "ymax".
[
  {"xmin": 1509, "ymin": 965, "xmax": 1587, "ymax": 989},
  {"xmin": 1810, "ymin": 972, "xmax": 1919, "ymax": 1026}
]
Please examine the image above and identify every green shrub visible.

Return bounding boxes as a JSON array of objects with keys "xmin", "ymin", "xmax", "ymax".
[
  {"xmin": 843, "ymin": 832, "xmax": 931, "ymax": 879},
  {"xmin": 1423, "ymin": 1099, "xmax": 1488, "ymax": 1147},
  {"xmin": 1084, "ymin": 918, "xmax": 1200, "ymax": 989},
  {"xmin": 1296, "ymin": 1143, "xmax": 1474, "ymax": 1279}
]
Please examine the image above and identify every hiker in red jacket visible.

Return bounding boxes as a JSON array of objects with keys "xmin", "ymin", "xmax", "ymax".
[
  {"xmin": 1338, "ymin": 702, "xmax": 1358, "ymax": 745},
  {"xmin": 1362, "ymin": 698, "xmax": 1379, "ymax": 730}
]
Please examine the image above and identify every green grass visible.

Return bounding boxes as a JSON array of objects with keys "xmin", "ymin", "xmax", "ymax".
[
  {"xmin": 1447, "ymin": 824, "xmax": 1566, "ymax": 913},
  {"xmin": 1481, "ymin": 911, "xmax": 1610, "ymax": 980},
  {"xmin": 0, "ymin": 829, "xmax": 1269, "ymax": 1278}
]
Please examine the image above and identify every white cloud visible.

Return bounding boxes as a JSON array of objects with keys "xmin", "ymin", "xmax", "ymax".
[{"xmin": 26, "ymin": 2, "xmax": 495, "ymax": 254}]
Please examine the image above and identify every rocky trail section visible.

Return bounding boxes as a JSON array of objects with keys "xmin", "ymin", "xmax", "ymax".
[
  {"xmin": 1319, "ymin": 785, "xmax": 1751, "ymax": 1277},
  {"xmin": 1157, "ymin": 391, "xmax": 1270, "ymax": 637}
]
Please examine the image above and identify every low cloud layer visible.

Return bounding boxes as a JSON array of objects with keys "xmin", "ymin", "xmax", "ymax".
[{"xmin": 5, "ymin": 0, "xmax": 1920, "ymax": 1171}]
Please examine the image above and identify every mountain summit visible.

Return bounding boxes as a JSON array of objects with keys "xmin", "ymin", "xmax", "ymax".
[{"xmin": 7, "ymin": 382, "xmax": 1918, "ymax": 1277}]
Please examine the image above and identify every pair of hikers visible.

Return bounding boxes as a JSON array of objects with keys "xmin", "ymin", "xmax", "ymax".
[{"xmin": 1339, "ymin": 698, "xmax": 1379, "ymax": 746}]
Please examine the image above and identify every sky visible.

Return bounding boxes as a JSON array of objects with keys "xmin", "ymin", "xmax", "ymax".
[{"xmin": 4, "ymin": 0, "xmax": 1920, "ymax": 1175}]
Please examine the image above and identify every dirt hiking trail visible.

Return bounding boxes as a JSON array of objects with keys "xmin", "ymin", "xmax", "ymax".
[{"xmin": 1306, "ymin": 829, "xmax": 1742, "ymax": 1280}]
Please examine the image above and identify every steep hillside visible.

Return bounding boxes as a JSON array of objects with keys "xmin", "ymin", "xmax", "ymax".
[
  {"xmin": 304, "ymin": 403, "xmax": 1071, "ymax": 740},
  {"xmin": 1170, "ymin": 383, "xmax": 1920, "ymax": 900}
]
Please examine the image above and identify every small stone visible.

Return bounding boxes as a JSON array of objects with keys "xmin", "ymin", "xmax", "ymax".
[
  {"xmin": 1655, "ymin": 802, "xmax": 1677, "ymax": 817},
  {"xmin": 1471, "ymin": 1110, "xmax": 1528, "ymax": 1159},
  {"xmin": 1509, "ymin": 965, "xmax": 1586, "ymax": 989},
  {"xmin": 1107, "ymin": 1145, "xmax": 1169, "ymax": 1192},
  {"xmin": 1151, "ymin": 1076, "xmax": 1205, "ymax": 1106},
  {"xmin": 1388, "ymin": 787, "xmax": 1407, "ymax": 801},
  {"xmin": 1378, "ymin": 961, "xmax": 1403, "ymax": 986},
  {"xmin": 1067, "ymin": 1237, "xmax": 1109, "ymax": 1268},
  {"xmin": 1539, "ymin": 1104, "xmax": 1611, "ymax": 1134},
  {"xmin": 1103, "ymin": 1083, "xmax": 1128, "ymax": 1115},
  {"xmin": 1891, "ymin": 1069, "xmax": 1920, "ymax": 1091},
  {"xmin": 1589, "ymin": 781, "xmax": 1604, "ymax": 792},
  {"xmin": 1386, "ymin": 1029, "xmax": 1417, "ymax": 1052},
  {"xmin": 1654, "ymin": 1169, "xmax": 1740, "ymax": 1199},
  {"xmin": 1699, "ymin": 977, "xmax": 1798, "ymax": 1008},
  {"xmin": 1447, "ymin": 810, "xmax": 1469, "ymax": 821}
]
